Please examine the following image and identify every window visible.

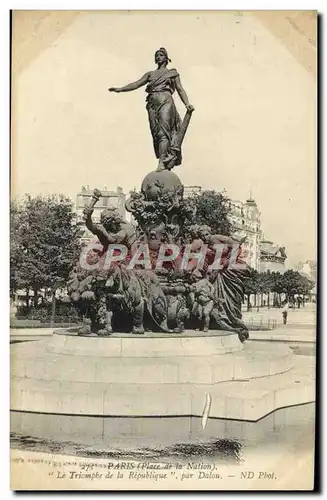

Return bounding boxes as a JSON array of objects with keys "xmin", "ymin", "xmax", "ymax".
[
  {"xmin": 77, "ymin": 195, "xmax": 84, "ymax": 206},
  {"xmin": 83, "ymin": 195, "xmax": 91, "ymax": 207}
]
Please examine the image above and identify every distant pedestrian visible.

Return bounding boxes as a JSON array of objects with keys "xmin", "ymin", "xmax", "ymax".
[{"xmin": 281, "ymin": 301, "xmax": 289, "ymax": 325}]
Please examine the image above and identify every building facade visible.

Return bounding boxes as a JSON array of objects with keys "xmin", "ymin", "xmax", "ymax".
[
  {"xmin": 295, "ymin": 260, "xmax": 317, "ymax": 282},
  {"xmin": 229, "ymin": 197, "xmax": 287, "ymax": 273},
  {"xmin": 74, "ymin": 184, "xmax": 287, "ymax": 273},
  {"xmin": 229, "ymin": 197, "xmax": 262, "ymax": 271},
  {"xmin": 183, "ymin": 185, "xmax": 202, "ymax": 198},
  {"xmin": 259, "ymin": 240, "xmax": 287, "ymax": 273},
  {"xmin": 184, "ymin": 188, "xmax": 263, "ymax": 271},
  {"xmin": 76, "ymin": 185, "xmax": 126, "ymax": 243}
]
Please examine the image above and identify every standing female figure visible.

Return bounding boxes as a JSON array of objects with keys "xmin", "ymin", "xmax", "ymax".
[{"xmin": 109, "ymin": 48, "xmax": 194, "ymax": 171}]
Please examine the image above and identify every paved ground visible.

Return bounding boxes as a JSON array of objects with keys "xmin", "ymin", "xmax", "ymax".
[
  {"xmin": 247, "ymin": 303, "xmax": 316, "ymax": 344},
  {"xmin": 243, "ymin": 302, "xmax": 316, "ymax": 327}
]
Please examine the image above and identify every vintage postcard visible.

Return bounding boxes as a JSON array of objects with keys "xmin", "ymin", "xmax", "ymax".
[{"xmin": 10, "ymin": 10, "xmax": 317, "ymax": 491}]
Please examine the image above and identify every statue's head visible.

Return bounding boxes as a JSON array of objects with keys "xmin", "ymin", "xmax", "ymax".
[
  {"xmin": 147, "ymin": 222, "xmax": 165, "ymax": 241},
  {"xmin": 148, "ymin": 229, "xmax": 158, "ymax": 240},
  {"xmin": 155, "ymin": 47, "xmax": 171, "ymax": 65},
  {"xmin": 199, "ymin": 225, "xmax": 212, "ymax": 243},
  {"xmin": 131, "ymin": 191, "xmax": 142, "ymax": 200},
  {"xmin": 100, "ymin": 206, "xmax": 122, "ymax": 231},
  {"xmin": 130, "ymin": 192, "xmax": 144, "ymax": 210}
]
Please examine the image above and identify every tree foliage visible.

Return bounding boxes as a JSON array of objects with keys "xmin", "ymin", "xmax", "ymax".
[
  {"xmin": 243, "ymin": 268, "xmax": 314, "ymax": 309},
  {"xmin": 10, "ymin": 194, "xmax": 81, "ymax": 306},
  {"xmin": 190, "ymin": 190, "xmax": 233, "ymax": 236},
  {"xmin": 244, "ymin": 268, "xmax": 259, "ymax": 296}
]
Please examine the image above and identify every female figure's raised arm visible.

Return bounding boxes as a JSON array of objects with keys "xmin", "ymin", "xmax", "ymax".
[{"xmin": 109, "ymin": 72, "xmax": 150, "ymax": 93}]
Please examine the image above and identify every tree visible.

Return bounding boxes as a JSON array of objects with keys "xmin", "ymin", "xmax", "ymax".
[
  {"xmin": 280, "ymin": 270, "xmax": 307, "ymax": 302},
  {"xmin": 270, "ymin": 271, "xmax": 286, "ymax": 306},
  {"xmin": 10, "ymin": 199, "xmax": 23, "ymax": 299},
  {"xmin": 297, "ymin": 273, "xmax": 315, "ymax": 305},
  {"xmin": 257, "ymin": 271, "xmax": 275, "ymax": 308},
  {"xmin": 268, "ymin": 270, "xmax": 314, "ymax": 306},
  {"xmin": 10, "ymin": 194, "xmax": 81, "ymax": 310},
  {"xmin": 244, "ymin": 268, "xmax": 260, "ymax": 311},
  {"xmin": 189, "ymin": 190, "xmax": 233, "ymax": 236}
]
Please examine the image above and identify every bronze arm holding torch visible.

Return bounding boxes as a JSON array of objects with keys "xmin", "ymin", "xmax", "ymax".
[{"xmin": 83, "ymin": 188, "xmax": 102, "ymax": 221}]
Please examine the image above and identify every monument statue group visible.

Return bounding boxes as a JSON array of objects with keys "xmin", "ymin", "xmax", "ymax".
[{"xmin": 67, "ymin": 48, "xmax": 249, "ymax": 342}]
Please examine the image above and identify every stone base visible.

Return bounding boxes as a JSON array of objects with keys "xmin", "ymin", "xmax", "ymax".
[
  {"xmin": 10, "ymin": 328, "xmax": 54, "ymax": 343},
  {"xmin": 11, "ymin": 331, "xmax": 315, "ymax": 422},
  {"xmin": 11, "ymin": 402, "xmax": 315, "ymax": 450}
]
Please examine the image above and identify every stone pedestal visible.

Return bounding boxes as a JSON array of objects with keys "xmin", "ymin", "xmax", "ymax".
[{"xmin": 11, "ymin": 331, "xmax": 315, "ymax": 446}]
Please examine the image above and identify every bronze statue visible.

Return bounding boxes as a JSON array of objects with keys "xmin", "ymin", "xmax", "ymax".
[
  {"xmin": 83, "ymin": 204, "xmax": 137, "ymax": 252},
  {"xmin": 189, "ymin": 270, "xmax": 216, "ymax": 332},
  {"xmin": 65, "ymin": 48, "xmax": 251, "ymax": 343},
  {"xmin": 109, "ymin": 47, "xmax": 194, "ymax": 171}
]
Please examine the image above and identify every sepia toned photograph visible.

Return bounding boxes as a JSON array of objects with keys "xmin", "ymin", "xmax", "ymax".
[{"xmin": 10, "ymin": 9, "xmax": 317, "ymax": 491}]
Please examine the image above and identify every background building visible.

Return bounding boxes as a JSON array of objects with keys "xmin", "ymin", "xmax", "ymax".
[
  {"xmin": 76, "ymin": 185, "xmax": 126, "ymax": 243},
  {"xmin": 259, "ymin": 240, "xmax": 287, "ymax": 273},
  {"xmin": 12, "ymin": 11, "xmax": 316, "ymax": 269},
  {"xmin": 183, "ymin": 185, "xmax": 202, "ymax": 198},
  {"xmin": 183, "ymin": 188, "xmax": 289, "ymax": 273},
  {"xmin": 295, "ymin": 260, "xmax": 317, "ymax": 281},
  {"xmin": 184, "ymin": 187, "xmax": 265, "ymax": 271},
  {"xmin": 295, "ymin": 259, "xmax": 316, "ymax": 300},
  {"xmin": 74, "ymin": 183, "xmax": 288, "ymax": 272},
  {"xmin": 229, "ymin": 196, "xmax": 262, "ymax": 271}
]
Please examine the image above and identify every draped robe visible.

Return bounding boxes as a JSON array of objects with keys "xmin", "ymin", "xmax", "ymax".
[{"xmin": 145, "ymin": 69, "xmax": 182, "ymax": 167}]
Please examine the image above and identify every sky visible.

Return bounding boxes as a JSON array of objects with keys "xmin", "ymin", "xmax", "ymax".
[{"xmin": 11, "ymin": 11, "xmax": 317, "ymax": 267}]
